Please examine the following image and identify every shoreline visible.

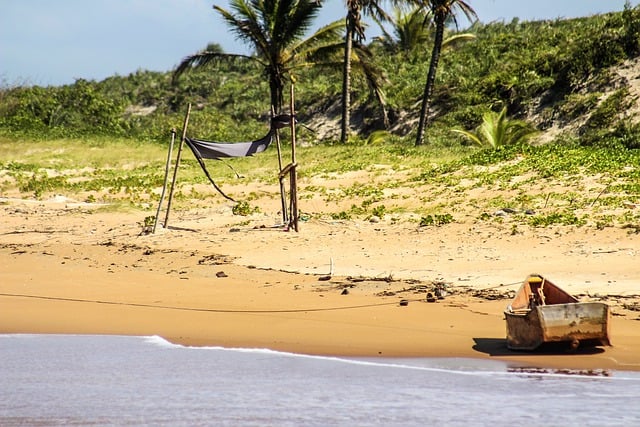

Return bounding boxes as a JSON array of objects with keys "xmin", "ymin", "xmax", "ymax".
[
  {"xmin": 1, "ymin": 247, "xmax": 639, "ymax": 372},
  {"xmin": 1, "ymin": 200, "xmax": 639, "ymax": 372}
]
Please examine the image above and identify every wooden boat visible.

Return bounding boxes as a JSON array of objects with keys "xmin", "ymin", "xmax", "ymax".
[{"xmin": 504, "ymin": 274, "xmax": 611, "ymax": 351}]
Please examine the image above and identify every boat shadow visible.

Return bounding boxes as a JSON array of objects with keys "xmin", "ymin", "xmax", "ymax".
[{"xmin": 472, "ymin": 337, "xmax": 606, "ymax": 356}]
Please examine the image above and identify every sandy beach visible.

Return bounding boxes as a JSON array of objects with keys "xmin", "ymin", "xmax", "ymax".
[{"xmin": 1, "ymin": 193, "xmax": 639, "ymax": 373}]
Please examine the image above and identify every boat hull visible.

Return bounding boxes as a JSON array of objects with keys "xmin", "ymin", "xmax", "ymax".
[{"xmin": 505, "ymin": 302, "xmax": 611, "ymax": 350}]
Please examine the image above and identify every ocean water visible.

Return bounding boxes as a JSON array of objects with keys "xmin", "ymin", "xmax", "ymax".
[{"xmin": 1, "ymin": 335, "xmax": 639, "ymax": 427}]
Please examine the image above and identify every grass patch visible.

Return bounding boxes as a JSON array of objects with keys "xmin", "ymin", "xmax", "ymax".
[{"xmin": 1, "ymin": 136, "xmax": 638, "ymax": 231}]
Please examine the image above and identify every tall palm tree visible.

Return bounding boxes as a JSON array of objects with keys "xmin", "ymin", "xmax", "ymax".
[
  {"xmin": 173, "ymin": 0, "xmax": 342, "ymax": 116},
  {"xmin": 341, "ymin": 0, "xmax": 392, "ymax": 143},
  {"xmin": 415, "ymin": 0, "xmax": 477, "ymax": 146}
]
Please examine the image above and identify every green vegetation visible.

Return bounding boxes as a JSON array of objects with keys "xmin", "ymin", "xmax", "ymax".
[
  {"xmin": 452, "ymin": 107, "xmax": 536, "ymax": 148},
  {"xmin": 173, "ymin": 0, "xmax": 342, "ymax": 116},
  {"xmin": 1, "ymin": 5, "xmax": 640, "ymax": 233},
  {"xmin": 419, "ymin": 213, "xmax": 454, "ymax": 227},
  {"xmin": 232, "ymin": 200, "xmax": 260, "ymax": 216},
  {"xmin": 2, "ymin": 5, "xmax": 640, "ymax": 147},
  {"xmin": 414, "ymin": 0, "xmax": 478, "ymax": 146},
  {"xmin": 1, "ymin": 136, "xmax": 638, "ymax": 232}
]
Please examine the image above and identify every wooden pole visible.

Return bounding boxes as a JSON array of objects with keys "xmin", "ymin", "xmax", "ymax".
[
  {"xmin": 289, "ymin": 81, "xmax": 299, "ymax": 232},
  {"xmin": 276, "ymin": 131, "xmax": 289, "ymax": 224},
  {"xmin": 164, "ymin": 103, "xmax": 191, "ymax": 229},
  {"xmin": 152, "ymin": 128, "xmax": 176, "ymax": 233},
  {"xmin": 272, "ymin": 106, "xmax": 288, "ymax": 224}
]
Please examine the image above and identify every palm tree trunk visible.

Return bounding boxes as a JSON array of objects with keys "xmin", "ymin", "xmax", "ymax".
[
  {"xmin": 341, "ymin": 21, "xmax": 354, "ymax": 144},
  {"xmin": 415, "ymin": 17, "xmax": 445, "ymax": 146},
  {"xmin": 270, "ymin": 68, "xmax": 283, "ymax": 115}
]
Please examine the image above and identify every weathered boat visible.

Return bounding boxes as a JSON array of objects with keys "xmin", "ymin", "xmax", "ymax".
[{"xmin": 504, "ymin": 274, "xmax": 611, "ymax": 351}]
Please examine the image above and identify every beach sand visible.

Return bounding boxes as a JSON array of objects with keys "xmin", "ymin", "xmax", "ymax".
[{"xmin": 1, "ymin": 196, "xmax": 639, "ymax": 372}]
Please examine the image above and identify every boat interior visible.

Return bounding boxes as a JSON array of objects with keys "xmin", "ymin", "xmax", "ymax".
[{"xmin": 508, "ymin": 274, "xmax": 579, "ymax": 312}]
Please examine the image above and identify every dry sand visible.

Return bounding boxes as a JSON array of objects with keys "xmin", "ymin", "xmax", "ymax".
[{"xmin": 1, "ymin": 195, "xmax": 639, "ymax": 372}]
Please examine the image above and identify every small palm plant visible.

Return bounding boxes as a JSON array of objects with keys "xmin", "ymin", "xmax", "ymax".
[{"xmin": 452, "ymin": 107, "xmax": 536, "ymax": 148}]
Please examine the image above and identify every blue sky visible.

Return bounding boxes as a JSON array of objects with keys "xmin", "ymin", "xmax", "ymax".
[{"xmin": 1, "ymin": 0, "xmax": 639, "ymax": 87}]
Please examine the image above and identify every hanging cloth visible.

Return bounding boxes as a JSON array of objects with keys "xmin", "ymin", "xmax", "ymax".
[{"xmin": 183, "ymin": 115, "xmax": 296, "ymax": 201}]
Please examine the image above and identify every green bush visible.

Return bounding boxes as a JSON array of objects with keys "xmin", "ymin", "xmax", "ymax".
[{"xmin": 2, "ymin": 6, "xmax": 640, "ymax": 146}]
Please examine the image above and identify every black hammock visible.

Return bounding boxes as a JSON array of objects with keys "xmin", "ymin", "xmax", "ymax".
[{"xmin": 183, "ymin": 115, "xmax": 294, "ymax": 202}]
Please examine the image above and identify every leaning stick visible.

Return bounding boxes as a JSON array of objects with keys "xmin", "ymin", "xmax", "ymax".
[
  {"xmin": 164, "ymin": 103, "xmax": 191, "ymax": 228},
  {"xmin": 152, "ymin": 128, "xmax": 176, "ymax": 233}
]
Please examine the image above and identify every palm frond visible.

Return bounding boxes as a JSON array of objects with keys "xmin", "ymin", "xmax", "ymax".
[
  {"xmin": 287, "ymin": 20, "xmax": 344, "ymax": 64},
  {"xmin": 215, "ymin": 1, "xmax": 269, "ymax": 56},
  {"xmin": 453, "ymin": 107, "xmax": 536, "ymax": 148},
  {"xmin": 172, "ymin": 51, "xmax": 257, "ymax": 84},
  {"xmin": 427, "ymin": 0, "xmax": 478, "ymax": 29},
  {"xmin": 351, "ymin": 43, "xmax": 389, "ymax": 125},
  {"xmin": 442, "ymin": 33, "xmax": 476, "ymax": 50},
  {"xmin": 452, "ymin": 0, "xmax": 478, "ymax": 25},
  {"xmin": 274, "ymin": 0, "xmax": 322, "ymax": 47},
  {"xmin": 396, "ymin": 7, "xmax": 432, "ymax": 52},
  {"xmin": 452, "ymin": 128, "xmax": 484, "ymax": 146}
]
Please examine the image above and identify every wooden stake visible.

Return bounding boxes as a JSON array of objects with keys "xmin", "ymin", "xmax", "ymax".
[
  {"xmin": 272, "ymin": 106, "xmax": 288, "ymax": 224},
  {"xmin": 152, "ymin": 128, "xmax": 176, "ymax": 233},
  {"xmin": 164, "ymin": 103, "xmax": 191, "ymax": 228},
  {"xmin": 289, "ymin": 82, "xmax": 299, "ymax": 232}
]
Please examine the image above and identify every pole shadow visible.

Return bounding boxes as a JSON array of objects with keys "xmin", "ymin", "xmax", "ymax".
[{"xmin": 166, "ymin": 225, "xmax": 199, "ymax": 232}]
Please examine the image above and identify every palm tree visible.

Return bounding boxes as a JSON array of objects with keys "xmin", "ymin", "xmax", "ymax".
[
  {"xmin": 173, "ymin": 0, "xmax": 343, "ymax": 116},
  {"xmin": 378, "ymin": 7, "xmax": 475, "ymax": 56},
  {"xmin": 452, "ymin": 107, "xmax": 536, "ymax": 148},
  {"xmin": 379, "ymin": 7, "xmax": 432, "ymax": 55},
  {"xmin": 415, "ymin": 0, "xmax": 477, "ymax": 146},
  {"xmin": 341, "ymin": 0, "xmax": 393, "ymax": 143}
]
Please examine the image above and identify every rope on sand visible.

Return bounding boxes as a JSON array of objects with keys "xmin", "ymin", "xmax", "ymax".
[{"xmin": 0, "ymin": 292, "xmax": 426, "ymax": 314}]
